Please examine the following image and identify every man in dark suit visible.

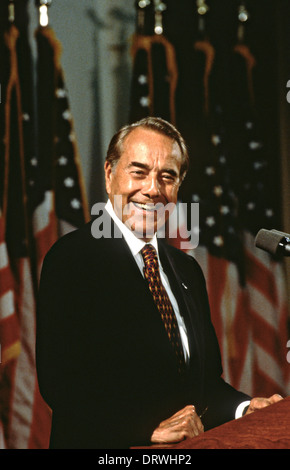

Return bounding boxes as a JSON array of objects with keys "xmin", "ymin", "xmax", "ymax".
[{"xmin": 36, "ymin": 117, "xmax": 282, "ymax": 449}]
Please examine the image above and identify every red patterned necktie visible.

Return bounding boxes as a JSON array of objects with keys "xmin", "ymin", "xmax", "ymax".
[{"xmin": 141, "ymin": 244, "xmax": 185, "ymax": 374}]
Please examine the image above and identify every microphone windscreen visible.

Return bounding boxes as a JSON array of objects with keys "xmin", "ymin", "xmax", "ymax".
[{"xmin": 254, "ymin": 229, "xmax": 285, "ymax": 255}]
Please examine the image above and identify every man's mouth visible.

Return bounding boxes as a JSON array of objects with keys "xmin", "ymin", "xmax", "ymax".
[{"xmin": 132, "ymin": 202, "xmax": 160, "ymax": 212}]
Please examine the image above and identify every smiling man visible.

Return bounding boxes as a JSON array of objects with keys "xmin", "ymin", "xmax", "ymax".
[
  {"xmin": 36, "ymin": 117, "xmax": 283, "ymax": 449},
  {"xmin": 104, "ymin": 119, "xmax": 187, "ymax": 240}
]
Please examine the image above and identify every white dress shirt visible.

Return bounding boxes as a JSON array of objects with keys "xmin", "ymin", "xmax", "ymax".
[{"xmin": 105, "ymin": 199, "xmax": 249, "ymax": 418}]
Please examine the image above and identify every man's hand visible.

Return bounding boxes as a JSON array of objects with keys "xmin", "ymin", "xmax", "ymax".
[
  {"xmin": 150, "ymin": 405, "xmax": 204, "ymax": 444},
  {"xmin": 245, "ymin": 394, "xmax": 283, "ymax": 415}
]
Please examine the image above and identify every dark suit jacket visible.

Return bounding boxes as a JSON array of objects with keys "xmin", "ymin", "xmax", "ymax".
[{"xmin": 36, "ymin": 211, "xmax": 250, "ymax": 449}]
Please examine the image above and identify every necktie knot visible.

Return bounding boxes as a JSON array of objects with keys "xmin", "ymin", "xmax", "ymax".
[
  {"xmin": 141, "ymin": 244, "xmax": 158, "ymax": 266},
  {"xmin": 141, "ymin": 244, "xmax": 160, "ymax": 282}
]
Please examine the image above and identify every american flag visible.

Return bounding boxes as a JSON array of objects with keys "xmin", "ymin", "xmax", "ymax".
[
  {"xmin": 0, "ymin": 20, "xmax": 42, "ymax": 449},
  {"xmin": 186, "ymin": 40, "xmax": 290, "ymax": 397},
  {"xmin": 0, "ymin": 7, "xmax": 89, "ymax": 449},
  {"xmin": 129, "ymin": 2, "xmax": 290, "ymax": 398},
  {"xmin": 0, "ymin": 209, "xmax": 21, "ymax": 450},
  {"xmin": 34, "ymin": 25, "xmax": 89, "ymax": 275}
]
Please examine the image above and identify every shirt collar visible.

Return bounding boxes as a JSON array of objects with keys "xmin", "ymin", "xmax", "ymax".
[{"xmin": 104, "ymin": 199, "xmax": 159, "ymax": 257}]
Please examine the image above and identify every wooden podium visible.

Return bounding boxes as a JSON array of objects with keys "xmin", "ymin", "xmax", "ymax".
[{"xmin": 134, "ymin": 396, "xmax": 290, "ymax": 449}]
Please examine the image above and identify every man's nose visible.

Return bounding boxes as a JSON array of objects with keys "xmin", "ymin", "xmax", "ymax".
[{"xmin": 141, "ymin": 175, "xmax": 161, "ymax": 198}]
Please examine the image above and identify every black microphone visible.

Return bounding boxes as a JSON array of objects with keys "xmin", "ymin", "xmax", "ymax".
[{"xmin": 255, "ymin": 229, "xmax": 290, "ymax": 256}]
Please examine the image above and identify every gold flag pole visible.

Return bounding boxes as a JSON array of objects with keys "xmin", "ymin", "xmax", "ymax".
[
  {"xmin": 8, "ymin": 0, "xmax": 15, "ymax": 23},
  {"xmin": 35, "ymin": 0, "xmax": 52, "ymax": 27}
]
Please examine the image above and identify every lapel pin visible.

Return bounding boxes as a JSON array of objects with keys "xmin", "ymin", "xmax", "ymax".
[{"xmin": 181, "ymin": 282, "xmax": 188, "ymax": 290}]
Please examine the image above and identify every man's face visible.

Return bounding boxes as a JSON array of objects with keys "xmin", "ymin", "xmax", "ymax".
[{"xmin": 104, "ymin": 127, "xmax": 183, "ymax": 240}]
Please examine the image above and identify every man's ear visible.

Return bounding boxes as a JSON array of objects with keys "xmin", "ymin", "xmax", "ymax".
[{"xmin": 104, "ymin": 161, "xmax": 112, "ymax": 194}]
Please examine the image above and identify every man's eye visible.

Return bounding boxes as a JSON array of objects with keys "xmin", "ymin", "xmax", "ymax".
[
  {"xmin": 161, "ymin": 174, "xmax": 175, "ymax": 181},
  {"xmin": 131, "ymin": 170, "xmax": 145, "ymax": 177}
]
